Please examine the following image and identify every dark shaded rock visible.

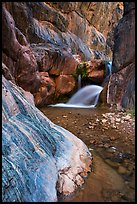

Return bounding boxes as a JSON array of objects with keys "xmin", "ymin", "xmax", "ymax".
[
  {"xmin": 2, "ymin": 4, "xmax": 40, "ymax": 93},
  {"xmin": 107, "ymin": 63, "xmax": 135, "ymax": 109},
  {"xmin": 4, "ymin": 2, "xmax": 92, "ymax": 61},
  {"xmin": 106, "ymin": 2, "xmax": 135, "ymax": 109},
  {"xmin": 112, "ymin": 3, "xmax": 135, "ymax": 73},
  {"xmin": 2, "ymin": 62, "xmax": 15, "ymax": 83},
  {"xmin": 28, "ymin": 2, "xmax": 69, "ymax": 32},
  {"xmin": 15, "ymin": 27, "xmax": 28, "ymax": 46},
  {"xmin": 2, "ymin": 75, "xmax": 92, "ymax": 202},
  {"xmin": 99, "ymin": 82, "xmax": 109, "ymax": 106},
  {"xmin": 4, "ymin": 2, "xmax": 31, "ymax": 42},
  {"xmin": 123, "ymin": 2, "xmax": 135, "ymax": 15},
  {"xmin": 105, "ymin": 3, "xmax": 123, "ymax": 53}
]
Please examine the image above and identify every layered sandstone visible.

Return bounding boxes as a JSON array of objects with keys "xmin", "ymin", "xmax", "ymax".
[
  {"xmin": 2, "ymin": 2, "xmax": 123, "ymax": 106},
  {"xmin": 4, "ymin": 2, "xmax": 123, "ymax": 60}
]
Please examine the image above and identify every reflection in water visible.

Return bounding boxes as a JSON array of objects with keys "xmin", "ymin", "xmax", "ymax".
[
  {"xmin": 59, "ymin": 150, "xmax": 128, "ymax": 202},
  {"xmin": 40, "ymin": 107, "xmax": 135, "ymax": 202}
]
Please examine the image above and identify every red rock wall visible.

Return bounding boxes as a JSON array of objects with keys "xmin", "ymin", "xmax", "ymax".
[
  {"xmin": 4, "ymin": 2, "xmax": 123, "ymax": 60},
  {"xmin": 2, "ymin": 5, "xmax": 40, "ymax": 93},
  {"xmin": 2, "ymin": 2, "xmax": 124, "ymax": 107}
]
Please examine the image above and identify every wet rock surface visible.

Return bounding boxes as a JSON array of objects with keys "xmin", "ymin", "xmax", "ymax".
[{"xmin": 40, "ymin": 106, "xmax": 135, "ymax": 202}]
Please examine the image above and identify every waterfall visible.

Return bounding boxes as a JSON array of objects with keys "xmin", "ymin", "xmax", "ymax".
[
  {"xmin": 49, "ymin": 85, "xmax": 103, "ymax": 108},
  {"xmin": 106, "ymin": 60, "xmax": 112, "ymax": 76},
  {"xmin": 78, "ymin": 74, "xmax": 82, "ymax": 90},
  {"xmin": 67, "ymin": 85, "xmax": 103, "ymax": 106}
]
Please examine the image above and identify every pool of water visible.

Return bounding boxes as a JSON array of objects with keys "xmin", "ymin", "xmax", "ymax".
[
  {"xmin": 58, "ymin": 147, "xmax": 135, "ymax": 202},
  {"xmin": 40, "ymin": 106, "xmax": 135, "ymax": 202}
]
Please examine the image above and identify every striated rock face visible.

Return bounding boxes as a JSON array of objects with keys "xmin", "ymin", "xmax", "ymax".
[
  {"xmin": 112, "ymin": 2, "xmax": 135, "ymax": 73},
  {"xmin": 2, "ymin": 75, "xmax": 92, "ymax": 202},
  {"xmin": 2, "ymin": 2, "xmax": 123, "ymax": 106},
  {"xmin": 2, "ymin": 5, "xmax": 40, "ymax": 94},
  {"xmin": 106, "ymin": 2, "xmax": 135, "ymax": 109},
  {"xmin": 2, "ymin": 4, "xmax": 55, "ymax": 106},
  {"xmin": 4, "ymin": 2, "xmax": 123, "ymax": 60}
]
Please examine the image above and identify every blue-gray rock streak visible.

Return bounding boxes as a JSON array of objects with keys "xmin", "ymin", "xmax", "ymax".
[{"xmin": 2, "ymin": 75, "xmax": 92, "ymax": 202}]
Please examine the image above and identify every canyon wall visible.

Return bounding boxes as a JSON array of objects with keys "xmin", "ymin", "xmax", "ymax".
[
  {"xmin": 2, "ymin": 2, "xmax": 135, "ymax": 202},
  {"xmin": 4, "ymin": 2, "xmax": 123, "ymax": 60},
  {"xmin": 2, "ymin": 2, "xmax": 134, "ymax": 109},
  {"xmin": 2, "ymin": 2, "xmax": 123, "ymax": 106},
  {"xmin": 106, "ymin": 2, "xmax": 135, "ymax": 109}
]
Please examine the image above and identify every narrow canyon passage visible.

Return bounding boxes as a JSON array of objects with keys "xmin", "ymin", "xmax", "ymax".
[
  {"xmin": 2, "ymin": 2, "xmax": 135, "ymax": 202},
  {"xmin": 40, "ymin": 106, "xmax": 135, "ymax": 202}
]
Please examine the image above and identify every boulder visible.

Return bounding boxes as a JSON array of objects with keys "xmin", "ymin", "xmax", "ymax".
[
  {"xmin": 55, "ymin": 75, "xmax": 76, "ymax": 97},
  {"xmin": 2, "ymin": 75, "xmax": 92, "ymax": 202},
  {"xmin": 86, "ymin": 59, "xmax": 106, "ymax": 84},
  {"xmin": 33, "ymin": 72, "xmax": 55, "ymax": 106},
  {"xmin": 76, "ymin": 59, "xmax": 110, "ymax": 85}
]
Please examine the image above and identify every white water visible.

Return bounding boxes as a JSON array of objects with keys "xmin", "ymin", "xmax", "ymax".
[
  {"xmin": 106, "ymin": 60, "xmax": 112, "ymax": 76},
  {"xmin": 49, "ymin": 85, "xmax": 103, "ymax": 108},
  {"xmin": 78, "ymin": 74, "xmax": 82, "ymax": 90}
]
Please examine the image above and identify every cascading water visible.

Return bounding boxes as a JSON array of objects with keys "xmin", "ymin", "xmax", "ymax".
[
  {"xmin": 49, "ymin": 85, "xmax": 103, "ymax": 108},
  {"xmin": 106, "ymin": 60, "xmax": 112, "ymax": 76},
  {"xmin": 78, "ymin": 74, "xmax": 82, "ymax": 90}
]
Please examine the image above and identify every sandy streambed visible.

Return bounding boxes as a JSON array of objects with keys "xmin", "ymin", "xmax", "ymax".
[{"xmin": 40, "ymin": 106, "xmax": 135, "ymax": 202}]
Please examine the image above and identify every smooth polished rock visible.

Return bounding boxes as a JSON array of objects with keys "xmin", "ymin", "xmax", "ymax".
[{"xmin": 2, "ymin": 75, "xmax": 92, "ymax": 202}]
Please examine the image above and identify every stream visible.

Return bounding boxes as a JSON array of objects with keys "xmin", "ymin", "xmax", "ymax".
[{"xmin": 40, "ymin": 106, "xmax": 135, "ymax": 202}]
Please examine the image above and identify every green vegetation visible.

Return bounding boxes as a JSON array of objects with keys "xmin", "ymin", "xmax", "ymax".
[
  {"xmin": 126, "ymin": 107, "xmax": 135, "ymax": 116},
  {"xmin": 74, "ymin": 62, "xmax": 88, "ymax": 79}
]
